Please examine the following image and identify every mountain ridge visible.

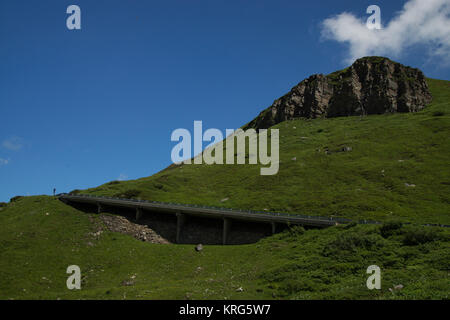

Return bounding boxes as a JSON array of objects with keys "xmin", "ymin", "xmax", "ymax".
[{"xmin": 243, "ymin": 57, "xmax": 433, "ymax": 130}]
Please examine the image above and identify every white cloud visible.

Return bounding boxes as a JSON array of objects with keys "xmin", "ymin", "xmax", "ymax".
[
  {"xmin": 321, "ymin": 0, "xmax": 450, "ymax": 64},
  {"xmin": 117, "ymin": 173, "xmax": 128, "ymax": 181},
  {"xmin": 2, "ymin": 136, "xmax": 24, "ymax": 151},
  {"xmin": 0, "ymin": 158, "xmax": 10, "ymax": 166}
]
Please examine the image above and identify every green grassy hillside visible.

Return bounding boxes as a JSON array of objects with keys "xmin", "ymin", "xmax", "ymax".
[
  {"xmin": 1, "ymin": 79, "xmax": 448, "ymax": 300},
  {"xmin": 0, "ymin": 196, "xmax": 448, "ymax": 299},
  {"xmin": 81, "ymin": 78, "xmax": 450, "ymax": 225}
]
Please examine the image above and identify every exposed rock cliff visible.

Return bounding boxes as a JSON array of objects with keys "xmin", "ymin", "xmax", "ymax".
[{"xmin": 244, "ymin": 57, "xmax": 432, "ymax": 130}]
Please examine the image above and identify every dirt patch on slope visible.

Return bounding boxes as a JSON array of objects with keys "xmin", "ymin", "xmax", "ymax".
[{"xmin": 99, "ymin": 214, "xmax": 170, "ymax": 244}]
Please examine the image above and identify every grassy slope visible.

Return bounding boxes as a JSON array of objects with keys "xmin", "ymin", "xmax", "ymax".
[
  {"xmin": 81, "ymin": 79, "xmax": 450, "ymax": 225},
  {"xmin": 0, "ymin": 196, "xmax": 448, "ymax": 300},
  {"xmin": 1, "ymin": 79, "xmax": 449, "ymax": 300}
]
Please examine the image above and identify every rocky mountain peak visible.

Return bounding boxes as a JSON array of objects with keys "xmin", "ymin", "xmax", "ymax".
[{"xmin": 243, "ymin": 57, "xmax": 433, "ymax": 130}]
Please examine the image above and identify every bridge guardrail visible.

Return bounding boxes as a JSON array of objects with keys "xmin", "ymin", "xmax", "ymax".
[{"xmin": 63, "ymin": 193, "xmax": 353, "ymax": 224}]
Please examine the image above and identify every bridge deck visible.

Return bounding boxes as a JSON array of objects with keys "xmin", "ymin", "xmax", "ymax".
[{"xmin": 59, "ymin": 194, "xmax": 347, "ymax": 228}]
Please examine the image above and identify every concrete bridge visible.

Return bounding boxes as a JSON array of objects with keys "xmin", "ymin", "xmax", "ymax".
[{"xmin": 59, "ymin": 194, "xmax": 347, "ymax": 245}]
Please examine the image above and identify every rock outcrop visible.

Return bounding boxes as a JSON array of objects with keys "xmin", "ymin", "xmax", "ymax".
[{"xmin": 243, "ymin": 57, "xmax": 432, "ymax": 130}]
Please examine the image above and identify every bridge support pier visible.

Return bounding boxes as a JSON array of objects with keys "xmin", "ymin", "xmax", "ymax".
[
  {"xmin": 97, "ymin": 203, "xmax": 103, "ymax": 214},
  {"xmin": 271, "ymin": 222, "xmax": 278, "ymax": 234},
  {"xmin": 223, "ymin": 218, "xmax": 232, "ymax": 245},
  {"xmin": 136, "ymin": 208, "xmax": 143, "ymax": 221},
  {"xmin": 176, "ymin": 213, "xmax": 186, "ymax": 244}
]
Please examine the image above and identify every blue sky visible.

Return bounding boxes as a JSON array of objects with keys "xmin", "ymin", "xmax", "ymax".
[{"xmin": 1, "ymin": 0, "xmax": 449, "ymax": 202}]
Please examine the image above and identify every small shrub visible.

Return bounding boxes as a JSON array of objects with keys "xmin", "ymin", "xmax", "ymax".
[
  {"xmin": 281, "ymin": 226, "xmax": 305, "ymax": 239},
  {"xmin": 432, "ymin": 111, "xmax": 445, "ymax": 117},
  {"xmin": 323, "ymin": 231, "xmax": 383, "ymax": 256},
  {"xmin": 0, "ymin": 202, "xmax": 7, "ymax": 207},
  {"xmin": 380, "ymin": 221, "xmax": 403, "ymax": 238},
  {"xmin": 288, "ymin": 226, "xmax": 305, "ymax": 236},
  {"xmin": 69, "ymin": 189, "xmax": 81, "ymax": 195},
  {"xmin": 114, "ymin": 189, "xmax": 141, "ymax": 199},
  {"xmin": 106, "ymin": 181, "xmax": 120, "ymax": 186},
  {"xmin": 10, "ymin": 196, "xmax": 23, "ymax": 203},
  {"xmin": 276, "ymin": 226, "xmax": 305, "ymax": 241},
  {"xmin": 403, "ymin": 227, "xmax": 439, "ymax": 246}
]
